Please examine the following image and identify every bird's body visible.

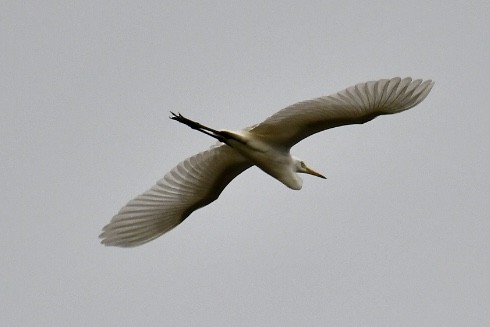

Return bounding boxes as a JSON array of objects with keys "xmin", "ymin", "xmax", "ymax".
[
  {"xmin": 100, "ymin": 77, "xmax": 434, "ymax": 247},
  {"xmin": 215, "ymin": 129, "xmax": 313, "ymax": 190}
]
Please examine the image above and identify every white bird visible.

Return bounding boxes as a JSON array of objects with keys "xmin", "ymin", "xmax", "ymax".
[{"xmin": 100, "ymin": 77, "xmax": 434, "ymax": 247}]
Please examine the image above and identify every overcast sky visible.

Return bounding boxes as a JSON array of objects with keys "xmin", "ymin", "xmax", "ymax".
[{"xmin": 2, "ymin": 1, "xmax": 489, "ymax": 326}]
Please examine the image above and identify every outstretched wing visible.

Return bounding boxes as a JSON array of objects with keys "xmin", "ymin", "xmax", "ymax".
[
  {"xmin": 100, "ymin": 144, "xmax": 252, "ymax": 247},
  {"xmin": 249, "ymin": 77, "xmax": 434, "ymax": 148}
]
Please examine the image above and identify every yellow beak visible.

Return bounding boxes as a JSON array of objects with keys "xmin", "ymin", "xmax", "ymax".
[{"xmin": 305, "ymin": 165, "xmax": 327, "ymax": 179}]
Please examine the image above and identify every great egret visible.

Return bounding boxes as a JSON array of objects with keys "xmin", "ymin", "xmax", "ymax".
[{"xmin": 100, "ymin": 77, "xmax": 433, "ymax": 247}]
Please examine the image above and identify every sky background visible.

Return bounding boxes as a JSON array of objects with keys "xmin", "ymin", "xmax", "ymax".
[{"xmin": 2, "ymin": 1, "xmax": 489, "ymax": 326}]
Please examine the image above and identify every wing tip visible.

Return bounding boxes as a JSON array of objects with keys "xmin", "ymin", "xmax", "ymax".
[
  {"xmin": 98, "ymin": 213, "xmax": 173, "ymax": 248},
  {"xmin": 378, "ymin": 76, "xmax": 434, "ymax": 113},
  {"xmin": 331, "ymin": 76, "xmax": 434, "ymax": 114}
]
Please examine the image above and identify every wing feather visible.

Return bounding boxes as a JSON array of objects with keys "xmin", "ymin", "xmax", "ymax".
[
  {"xmin": 249, "ymin": 77, "xmax": 434, "ymax": 148},
  {"xmin": 100, "ymin": 144, "xmax": 251, "ymax": 247}
]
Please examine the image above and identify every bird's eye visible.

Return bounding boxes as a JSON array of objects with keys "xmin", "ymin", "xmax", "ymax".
[{"xmin": 300, "ymin": 161, "xmax": 306, "ymax": 168}]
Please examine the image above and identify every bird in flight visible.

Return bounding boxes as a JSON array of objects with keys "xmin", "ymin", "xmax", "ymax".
[{"xmin": 100, "ymin": 77, "xmax": 434, "ymax": 247}]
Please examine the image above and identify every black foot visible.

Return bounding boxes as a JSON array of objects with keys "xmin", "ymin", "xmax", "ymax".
[
  {"xmin": 169, "ymin": 111, "xmax": 237, "ymax": 144},
  {"xmin": 169, "ymin": 112, "xmax": 202, "ymax": 130}
]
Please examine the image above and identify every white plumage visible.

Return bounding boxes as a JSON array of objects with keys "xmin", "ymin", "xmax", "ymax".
[{"xmin": 100, "ymin": 77, "xmax": 434, "ymax": 247}]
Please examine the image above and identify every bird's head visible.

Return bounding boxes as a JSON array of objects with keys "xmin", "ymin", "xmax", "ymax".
[
  {"xmin": 293, "ymin": 157, "xmax": 327, "ymax": 183},
  {"xmin": 278, "ymin": 157, "xmax": 326, "ymax": 190},
  {"xmin": 293, "ymin": 157, "xmax": 326, "ymax": 180}
]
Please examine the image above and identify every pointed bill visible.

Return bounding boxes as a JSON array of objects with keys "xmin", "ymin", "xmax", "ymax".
[{"xmin": 305, "ymin": 165, "xmax": 326, "ymax": 179}]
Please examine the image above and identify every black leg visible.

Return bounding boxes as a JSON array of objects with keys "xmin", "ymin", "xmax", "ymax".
[
  {"xmin": 170, "ymin": 112, "xmax": 207, "ymax": 131},
  {"xmin": 170, "ymin": 112, "xmax": 229, "ymax": 143}
]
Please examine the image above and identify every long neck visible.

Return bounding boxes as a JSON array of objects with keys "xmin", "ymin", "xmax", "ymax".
[
  {"xmin": 276, "ymin": 159, "xmax": 303, "ymax": 190},
  {"xmin": 280, "ymin": 172, "xmax": 303, "ymax": 190}
]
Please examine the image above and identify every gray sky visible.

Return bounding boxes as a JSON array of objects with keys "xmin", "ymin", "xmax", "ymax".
[{"xmin": 2, "ymin": 1, "xmax": 489, "ymax": 326}]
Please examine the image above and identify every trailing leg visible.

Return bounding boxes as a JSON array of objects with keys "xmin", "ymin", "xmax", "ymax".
[{"xmin": 170, "ymin": 112, "xmax": 230, "ymax": 143}]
